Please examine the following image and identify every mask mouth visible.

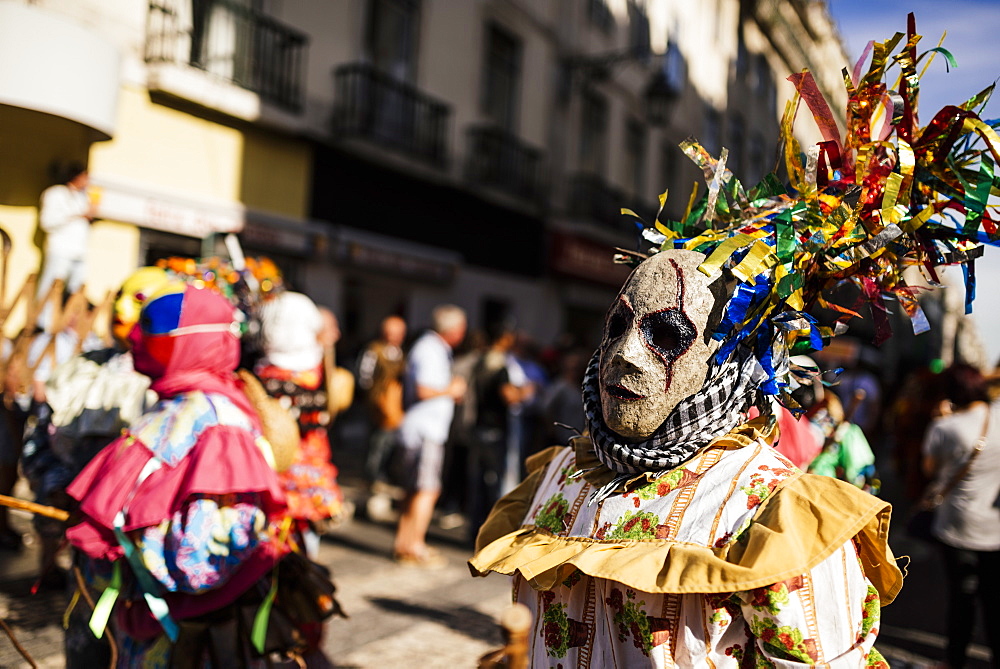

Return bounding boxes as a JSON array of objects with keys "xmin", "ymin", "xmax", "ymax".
[{"xmin": 605, "ymin": 384, "xmax": 644, "ymax": 401}]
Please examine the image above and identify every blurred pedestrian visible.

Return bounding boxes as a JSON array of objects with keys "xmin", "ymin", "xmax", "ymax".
[
  {"xmin": 318, "ymin": 305, "xmax": 354, "ymax": 423},
  {"xmin": 511, "ymin": 333, "xmax": 548, "ymax": 462},
  {"xmin": 36, "ymin": 163, "xmax": 96, "ymax": 326},
  {"xmin": 891, "ymin": 365, "xmax": 942, "ymax": 502},
  {"xmin": 2, "ymin": 293, "xmax": 101, "ymax": 553},
  {"xmin": 357, "ymin": 315, "xmax": 407, "ymax": 483},
  {"xmin": 831, "ymin": 344, "xmax": 883, "ymax": 441},
  {"xmin": 539, "ymin": 348, "xmax": 587, "ymax": 446},
  {"xmin": 467, "ymin": 321, "xmax": 533, "ymax": 543},
  {"xmin": 394, "ymin": 305, "xmax": 466, "ymax": 567},
  {"xmin": 921, "ymin": 364, "xmax": 1000, "ymax": 669},
  {"xmin": 257, "ymin": 292, "xmax": 346, "ymax": 552}
]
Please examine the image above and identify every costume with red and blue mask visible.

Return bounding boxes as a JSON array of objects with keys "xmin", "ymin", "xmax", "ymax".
[{"xmin": 66, "ymin": 285, "xmax": 288, "ymax": 666}]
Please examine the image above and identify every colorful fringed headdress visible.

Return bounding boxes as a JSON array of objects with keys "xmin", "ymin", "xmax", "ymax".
[{"xmin": 620, "ymin": 14, "xmax": 1000, "ymax": 412}]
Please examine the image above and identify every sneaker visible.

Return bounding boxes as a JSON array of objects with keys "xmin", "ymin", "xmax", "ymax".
[{"xmin": 366, "ymin": 493, "xmax": 397, "ymax": 523}]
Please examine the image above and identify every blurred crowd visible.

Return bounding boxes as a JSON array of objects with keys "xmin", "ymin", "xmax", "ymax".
[{"xmin": 0, "ymin": 169, "xmax": 997, "ymax": 668}]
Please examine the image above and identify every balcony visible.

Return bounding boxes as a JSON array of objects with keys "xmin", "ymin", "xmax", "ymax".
[
  {"xmin": 333, "ymin": 63, "xmax": 450, "ymax": 169},
  {"xmin": 464, "ymin": 126, "xmax": 545, "ymax": 204},
  {"xmin": 567, "ymin": 173, "xmax": 632, "ymax": 232},
  {"xmin": 145, "ymin": 0, "xmax": 307, "ymax": 114},
  {"xmin": 0, "ymin": 3, "xmax": 120, "ymax": 140}
]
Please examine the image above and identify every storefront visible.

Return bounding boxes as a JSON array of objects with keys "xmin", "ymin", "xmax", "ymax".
[{"xmin": 548, "ymin": 230, "xmax": 631, "ymax": 349}]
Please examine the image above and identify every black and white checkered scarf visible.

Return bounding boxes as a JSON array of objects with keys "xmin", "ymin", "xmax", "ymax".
[{"xmin": 582, "ymin": 345, "xmax": 765, "ymax": 488}]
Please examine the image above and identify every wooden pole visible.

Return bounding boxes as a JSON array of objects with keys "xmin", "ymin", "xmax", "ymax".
[
  {"xmin": 0, "ymin": 494, "xmax": 69, "ymax": 521},
  {"xmin": 478, "ymin": 603, "xmax": 532, "ymax": 669}
]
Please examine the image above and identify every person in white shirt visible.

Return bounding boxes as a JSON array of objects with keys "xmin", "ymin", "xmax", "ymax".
[
  {"xmin": 36, "ymin": 163, "xmax": 95, "ymax": 309},
  {"xmin": 393, "ymin": 304, "xmax": 467, "ymax": 567}
]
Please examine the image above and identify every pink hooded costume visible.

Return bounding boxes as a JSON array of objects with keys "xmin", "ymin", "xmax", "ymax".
[{"xmin": 67, "ymin": 286, "xmax": 288, "ymax": 662}]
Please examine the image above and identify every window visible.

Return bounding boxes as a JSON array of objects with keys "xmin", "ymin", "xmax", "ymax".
[
  {"xmin": 627, "ymin": 1, "xmax": 650, "ymax": 59},
  {"xmin": 748, "ymin": 133, "xmax": 766, "ymax": 186},
  {"xmin": 736, "ymin": 34, "xmax": 749, "ymax": 79},
  {"xmin": 702, "ymin": 106, "xmax": 721, "ymax": 156},
  {"xmin": 660, "ymin": 142, "xmax": 678, "ymax": 201},
  {"xmin": 727, "ymin": 115, "xmax": 745, "ymax": 177},
  {"xmin": 663, "ymin": 41, "xmax": 686, "ymax": 97},
  {"xmin": 587, "ymin": 0, "xmax": 614, "ymax": 34},
  {"xmin": 625, "ymin": 119, "xmax": 647, "ymax": 198},
  {"xmin": 481, "ymin": 23, "xmax": 522, "ymax": 131},
  {"xmin": 365, "ymin": 0, "xmax": 420, "ymax": 81},
  {"xmin": 579, "ymin": 92, "xmax": 609, "ymax": 175}
]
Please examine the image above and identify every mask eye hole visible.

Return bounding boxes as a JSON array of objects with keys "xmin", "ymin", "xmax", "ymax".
[
  {"xmin": 606, "ymin": 305, "xmax": 631, "ymax": 341},
  {"xmin": 641, "ymin": 308, "xmax": 696, "ymax": 358},
  {"xmin": 649, "ymin": 322, "xmax": 680, "ymax": 351}
]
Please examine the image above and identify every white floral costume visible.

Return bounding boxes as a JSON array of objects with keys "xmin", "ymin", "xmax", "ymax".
[{"xmin": 470, "ymin": 420, "xmax": 901, "ymax": 667}]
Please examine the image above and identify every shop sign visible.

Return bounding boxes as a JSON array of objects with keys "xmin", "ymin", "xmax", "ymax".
[
  {"xmin": 338, "ymin": 241, "xmax": 456, "ymax": 283},
  {"xmin": 549, "ymin": 232, "xmax": 631, "ymax": 287},
  {"xmin": 241, "ymin": 219, "xmax": 323, "ymax": 257},
  {"xmin": 92, "ymin": 178, "xmax": 243, "ymax": 238}
]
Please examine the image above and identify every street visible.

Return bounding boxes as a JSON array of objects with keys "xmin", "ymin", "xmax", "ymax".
[
  {"xmin": 0, "ymin": 504, "xmax": 511, "ymax": 669},
  {"xmin": 0, "ymin": 432, "xmax": 994, "ymax": 668}
]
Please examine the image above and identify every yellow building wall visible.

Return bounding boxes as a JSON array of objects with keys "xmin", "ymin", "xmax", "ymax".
[
  {"xmin": 0, "ymin": 83, "xmax": 313, "ymax": 335},
  {"xmin": 86, "ymin": 220, "xmax": 140, "ymax": 303},
  {"xmin": 90, "ymin": 85, "xmax": 245, "ymax": 201},
  {"xmin": 90, "ymin": 85, "xmax": 313, "ymax": 218},
  {"xmin": 241, "ymin": 129, "xmax": 312, "ymax": 217}
]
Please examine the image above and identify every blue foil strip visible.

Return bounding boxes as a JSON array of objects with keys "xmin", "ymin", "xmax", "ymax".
[
  {"xmin": 714, "ymin": 281, "xmax": 759, "ymax": 341},
  {"xmin": 963, "ymin": 258, "xmax": 976, "ymax": 314},
  {"xmin": 756, "ymin": 328, "xmax": 779, "ymax": 395}
]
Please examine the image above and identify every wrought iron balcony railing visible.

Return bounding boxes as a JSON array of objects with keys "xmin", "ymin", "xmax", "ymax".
[
  {"xmin": 567, "ymin": 173, "xmax": 633, "ymax": 232},
  {"xmin": 146, "ymin": 0, "xmax": 307, "ymax": 113},
  {"xmin": 465, "ymin": 126, "xmax": 545, "ymax": 203},
  {"xmin": 333, "ymin": 63, "xmax": 450, "ymax": 169}
]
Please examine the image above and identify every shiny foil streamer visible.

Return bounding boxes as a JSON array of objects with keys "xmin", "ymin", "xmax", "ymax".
[{"xmin": 622, "ymin": 13, "xmax": 1000, "ymax": 405}]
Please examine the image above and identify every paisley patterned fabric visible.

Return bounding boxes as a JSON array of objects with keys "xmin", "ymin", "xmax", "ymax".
[
  {"xmin": 129, "ymin": 392, "xmax": 255, "ymax": 467},
  {"xmin": 137, "ymin": 493, "xmax": 266, "ymax": 593}
]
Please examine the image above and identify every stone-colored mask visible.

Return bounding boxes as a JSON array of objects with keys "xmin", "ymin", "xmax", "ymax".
[{"xmin": 599, "ymin": 249, "xmax": 721, "ymax": 439}]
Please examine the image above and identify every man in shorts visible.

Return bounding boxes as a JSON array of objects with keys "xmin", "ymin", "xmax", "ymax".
[{"xmin": 393, "ymin": 305, "xmax": 466, "ymax": 567}]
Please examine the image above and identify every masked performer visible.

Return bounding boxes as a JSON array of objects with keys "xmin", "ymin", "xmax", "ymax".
[
  {"xmin": 471, "ymin": 16, "xmax": 1000, "ymax": 667},
  {"xmin": 256, "ymin": 291, "xmax": 345, "ymax": 546},
  {"xmin": 65, "ymin": 285, "xmax": 293, "ymax": 666},
  {"xmin": 18, "ymin": 267, "xmax": 169, "ymax": 664}
]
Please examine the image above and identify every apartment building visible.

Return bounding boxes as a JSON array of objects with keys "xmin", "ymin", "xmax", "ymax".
[{"xmin": 0, "ymin": 0, "xmax": 848, "ymax": 350}]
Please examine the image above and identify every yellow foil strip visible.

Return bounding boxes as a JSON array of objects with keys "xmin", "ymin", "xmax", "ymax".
[
  {"xmin": 882, "ymin": 173, "xmax": 903, "ymax": 211},
  {"xmin": 731, "ymin": 240, "xmax": 776, "ymax": 283},
  {"xmin": 787, "ymin": 289, "xmax": 804, "ymax": 312},
  {"xmin": 697, "ymin": 232, "xmax": 756, "ymax": 275},
  {"xmin": 963, "ymin": 117, "xmax": 1000, "ymax": 163}
]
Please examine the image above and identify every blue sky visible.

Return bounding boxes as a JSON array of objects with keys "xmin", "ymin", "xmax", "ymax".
[{"xmin": 826, "ymin": 0, "xmax": 1000, "ymax": 366}]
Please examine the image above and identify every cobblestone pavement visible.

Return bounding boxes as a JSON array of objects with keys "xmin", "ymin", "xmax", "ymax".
[
  {"xmin": 0, "ymin": 507, "xmax": 510, "ymax": 669},
  {"xmin": 0, "ymin": 468, "xmax": 993, "ymax": 667},
  {"xmin": 0, "ymin": 507, "xmax": 972, "ymax": 669}
]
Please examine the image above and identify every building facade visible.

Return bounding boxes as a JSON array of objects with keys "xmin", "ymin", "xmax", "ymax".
[{"xmin": 0, "ymin": 0, "xmax": 849, "ymax": 352}]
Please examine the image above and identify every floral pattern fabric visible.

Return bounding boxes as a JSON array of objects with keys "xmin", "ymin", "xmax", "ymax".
[{"xmin": 510, "ymin": 444, "xmax": 888, "ymax": 667}]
